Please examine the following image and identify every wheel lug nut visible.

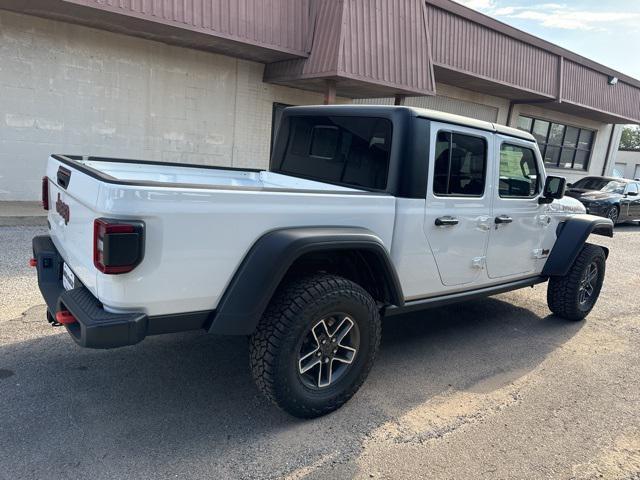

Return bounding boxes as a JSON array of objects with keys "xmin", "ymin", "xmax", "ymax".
[
  {"xmin": 322, "ymin": 340, "xmax": 327, "ymax": 345},
  {"xmin": 332, "ymin": 337, "xmax": 337, "ymax": 342},
  {"xmin": 333, "ymin": 349, "xmax": 337, "ymax": 354},
  {"xmin": 316, "ymin": 351, "xmax": 322, "ymax": 357},
  {"xmin": 324, "ymin": 357, "xmax": 329, "ymax": 363}
]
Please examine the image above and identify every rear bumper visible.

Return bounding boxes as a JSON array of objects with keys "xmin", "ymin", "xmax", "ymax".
[
  {"xmin": 32, "ymin": 235, "xmax": 211, "ymax": 349},
  {"xmin": 33, "ymin": 235, "xmax": 148, "ymax": 348}
]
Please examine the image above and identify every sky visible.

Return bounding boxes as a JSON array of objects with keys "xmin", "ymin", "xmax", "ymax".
[{"xmin": 453, "ymin": 0, "xmax": 640, "ymax": 80}]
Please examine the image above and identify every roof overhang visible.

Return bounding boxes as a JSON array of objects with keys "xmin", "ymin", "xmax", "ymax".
[
  {"xmin": 434, "ymin": 65, "xmax": 639, "ymax": 124},
  {"xmin": 0, "ymin": 0, "xmax": 310, "ymax": 63},
  {"xmin": 264, "ymin": 0, "xmax": 437, "ymax": 99}
]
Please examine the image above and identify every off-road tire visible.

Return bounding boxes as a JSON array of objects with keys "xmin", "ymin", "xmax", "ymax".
[
  {"xmin": 249, "ymin": 274, "xmax": 381, "ymax": 418},
  {"xmin": 547, "ymin": 243, "xmax": 606, "ymax": 321}
]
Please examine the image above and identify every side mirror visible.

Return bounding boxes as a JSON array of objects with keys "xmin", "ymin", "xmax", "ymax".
[
  {"xmin": 566, "ymin": 183, "xmax": 573, "ymax": 188},
  {"xmin": 539, "ymin": 176, "xmax": 566, "ymax": 204}
]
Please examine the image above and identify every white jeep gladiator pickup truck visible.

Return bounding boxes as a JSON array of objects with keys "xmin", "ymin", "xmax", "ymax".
[{"xmin": 32, "ymin": 105, "xmax": 613, "ymax": 418}]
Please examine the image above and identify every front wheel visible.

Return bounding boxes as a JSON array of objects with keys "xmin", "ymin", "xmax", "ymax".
[
  {"xmin": 606, "ymin": 206, "xmax": 619, "ymax": 225},
  {"xmin": 249, "ymin": 274, "xmax": 381, "ymax": 418},
  {"xmin": 547, "ymin": 243, "xmax": 606, "ymax": 321}
]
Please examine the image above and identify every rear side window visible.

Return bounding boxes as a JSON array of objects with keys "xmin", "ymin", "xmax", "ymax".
[
  {"xmin": 277, "ymin": 116, "xmax": 392, "ymax": 190},
  {"xmin": 433, "ymin": 131, "xmax": 487, "ymax": 196},
  {"xmin": 499, "ymin": 144, "xmax": 540, "ymax": 197}
]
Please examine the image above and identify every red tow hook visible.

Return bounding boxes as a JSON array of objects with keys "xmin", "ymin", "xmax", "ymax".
[
  {"xmin": 29, "ymin": 258, "xmax": 37, "ymax": 267},
  {"xmin": 56, "ymin": 311, "xmax": 77, "ymax": 325}
]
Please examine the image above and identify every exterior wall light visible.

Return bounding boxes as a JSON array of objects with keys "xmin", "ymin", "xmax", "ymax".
[{"xmin": 608, "ymin": 76, "xmax": 619, "ymax": 85}]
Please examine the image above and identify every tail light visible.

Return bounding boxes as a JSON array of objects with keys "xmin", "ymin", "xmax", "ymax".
[
  {"xmin": 42, "ymin": 176, "xmax": 49, "ymax": 210},
  {"xmin": 93, "ymin": 218, "xmax": 145, "ymax": 274}
]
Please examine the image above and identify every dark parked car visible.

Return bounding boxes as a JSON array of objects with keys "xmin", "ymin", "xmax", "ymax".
[{"xmin": 566, "ymin": 176, "xmax": 640, "ymax": 224}]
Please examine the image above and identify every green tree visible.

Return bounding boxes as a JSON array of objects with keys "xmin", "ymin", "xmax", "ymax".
[{"xmin": 620, "ymin": 125, "xmax": 640, "ymax": 150}]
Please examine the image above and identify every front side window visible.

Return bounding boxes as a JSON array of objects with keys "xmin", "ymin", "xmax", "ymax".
[
  {"xmin": 433, "ymin": 131, "xmax": 487, "ymax": 197},
  {"xmin": 277, "ymin": 116, "xmax": 392, "ymax": 190},
  {"xmin": 499, "ymin": 144, "xmax": 540, "ymax": 198},
  {"xmin": 517, "ymin": 116, "xmax": 594, "ymax": 171},
  {"xmin": 627, "ymin": 183, "xmax": 638, "ymax": 195}
]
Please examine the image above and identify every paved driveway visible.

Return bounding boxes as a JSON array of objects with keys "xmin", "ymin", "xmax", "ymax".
[{"xmin": 1, "ymin": 225, "xmax": 639, "ymax": 479}]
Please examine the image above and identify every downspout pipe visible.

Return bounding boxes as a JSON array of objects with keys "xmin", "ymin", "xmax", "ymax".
[{"xmin": 602, "ymin": 124, "xmax": 618, "ymax": 176}]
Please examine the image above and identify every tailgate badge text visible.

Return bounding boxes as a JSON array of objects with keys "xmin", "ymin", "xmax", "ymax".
[{"xmin": 56, "ymin": 193, "xmax": 70, "ymax": 225}]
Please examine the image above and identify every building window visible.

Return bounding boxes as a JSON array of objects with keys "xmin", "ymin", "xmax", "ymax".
[{"xmin": 516, "ymin": 116, "xmax": 594, "ymax": 171}]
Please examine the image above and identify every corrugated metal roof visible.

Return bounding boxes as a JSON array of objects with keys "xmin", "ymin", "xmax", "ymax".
[
  {"xmin": 264, "ymin": 0, "xmax": 436, "ymax": 97},
  {"xmin": 426, "ymin": 4, "xmax": 558, "ymax": 98},
  {"xmin": 339, "ymin": 0, "xmax": 434, "ymax": 93},
  {"xmin": 562, "ymin": 60, "xmax": 640, "ymax": 123},
  {"xmin": 0, "ymin": 0, "xmax": 310, "ymax": 62},
  {"xmin": 71, "ymin": 0, "xmax": 310, "ymax": 53}
]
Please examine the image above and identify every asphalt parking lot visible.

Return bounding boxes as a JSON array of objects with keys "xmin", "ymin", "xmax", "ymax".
[{"xmin": 1, "ymin": 225, "xmax": 639, "ymax": 480}]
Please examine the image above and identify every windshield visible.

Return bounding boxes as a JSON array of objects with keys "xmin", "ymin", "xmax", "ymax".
[{"xmin": 572, "ymin": 178, "xmax": 626, "ymax": 194}]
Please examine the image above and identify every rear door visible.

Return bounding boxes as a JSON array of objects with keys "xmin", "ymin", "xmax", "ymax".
[
  {"xmin": 485, "ymin": 137, "xmax": 546, "ymax": 279},
  {"xmin": 423, "ymin": 123, "xmax": 493, "ymax": 286}
]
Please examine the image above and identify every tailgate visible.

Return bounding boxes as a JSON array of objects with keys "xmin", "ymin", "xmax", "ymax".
[{"xmin": 45, "ymin": 157, "xmax": 102, "ymax": 296}]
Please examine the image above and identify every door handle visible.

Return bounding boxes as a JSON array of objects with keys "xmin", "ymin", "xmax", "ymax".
[
  {"xmin": 435, "ymin": 216, "xmax": 459, "ymax": 227},
  {"xmin": 495, "ymin": 215, "xmax": 513, "ymax": 224}
]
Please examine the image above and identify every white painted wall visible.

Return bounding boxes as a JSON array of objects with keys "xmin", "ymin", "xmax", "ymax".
[
  {"xmin": 615, "ymin": 150, "xmax": 640, "ymax": 179},
  {"xmin": 0, "ymin": 10, "xmax": 330, "ymax": 200},
  {"xmin": 354, "ymin": 83, "xmax": 509, "ymax": 123}
]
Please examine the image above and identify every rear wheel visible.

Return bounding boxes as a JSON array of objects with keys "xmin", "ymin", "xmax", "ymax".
[
  {"xmin": 547, "ymin": 243, "xmax": 606, "ymax": 321},
  {"xmin": 249, "ymin": 274, "xmax": 381, "ymax": 418}
]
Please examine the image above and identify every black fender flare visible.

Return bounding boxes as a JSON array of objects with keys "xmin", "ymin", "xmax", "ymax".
[
  {"xmin": 208, "ymin": 227, "xmax": 404, "ymax": 335},
  {"xmin": 542, "ymin": 214, "xmax": 613, "ymax": 277}
]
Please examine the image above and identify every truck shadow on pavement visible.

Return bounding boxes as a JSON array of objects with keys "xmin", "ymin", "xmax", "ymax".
[{"xmin": 0, "ymin": 295, "xmax": 583, "ymax": 479}]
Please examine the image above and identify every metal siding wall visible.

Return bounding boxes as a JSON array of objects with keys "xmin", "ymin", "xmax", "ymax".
[
  {"xmin": 265, "ymin": 0, "xmax": 436, "ymax": 95},
  {"xmin": 562, "ymin": 60, "xmax": 640, "ymax": 122},
  {"xmin": 65, "ymin": 0, "xmax": 310, "ymax": 53},
  {"xmin": 339, "ymin": 0, "xmax": 435, "ymax": 93},
  {"xmin": 425, "ymin": 4, "xmax": 557, "ymax": 97},
  {"xmin": 263, "ymin": 0, "xmax": 343, "ymax": 80},
  {"xmin": 305, "ymin": 0, "xmax": 345, "ymax": 75}
]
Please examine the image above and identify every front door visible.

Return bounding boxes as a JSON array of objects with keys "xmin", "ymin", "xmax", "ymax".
[
  {"xmin": 486, "ymin": 137, "xmax": 546, "ymax": 279},
  {"xmin": 424, "ymin": 124, "xmax": 493, "ymax": 286}
]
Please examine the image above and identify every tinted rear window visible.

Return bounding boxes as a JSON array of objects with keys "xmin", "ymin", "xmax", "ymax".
[{"xmin": 276, "ymin": 116, "xmax": 392, "ymax": 190}]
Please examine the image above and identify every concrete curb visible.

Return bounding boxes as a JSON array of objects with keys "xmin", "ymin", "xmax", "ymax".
[{"xmin": 0, "ymin": 202, "xmax": 47, "ymax": 226}]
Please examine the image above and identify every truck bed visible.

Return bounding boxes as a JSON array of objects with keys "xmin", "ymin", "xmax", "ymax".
[
  {"xmin": 46, "ymin": 155, "xmax": 396, "ymax": 318},
  {"xmin": 56, "ymin": 155, "xmax": 360, "ymax": 193}
]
